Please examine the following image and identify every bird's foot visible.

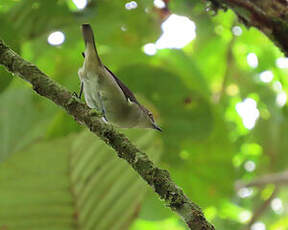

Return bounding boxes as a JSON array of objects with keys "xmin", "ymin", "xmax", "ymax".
[{"xmin": 72, "ymin": 91, "xmax": 81, "ymax": 99}]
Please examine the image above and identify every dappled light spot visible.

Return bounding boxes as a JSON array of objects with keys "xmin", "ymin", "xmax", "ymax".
[
  {"xmin": 144, "ymin": 7, "xmax": 150, "ymax": 13},
  {"xmin": 125, "ymin": 1, "xmax": 138, "ymax": 10},
  {"xmin": 236, "ymin": 98, "xmax": 259, "ymax": 130},
  {"xmin": 276, "ymin": 57, "xmax": 288, "ymax": 69},
  {"xmin": 244, "ymin": 160, "xmax": 256, "ymax": 172},
  {"xmin": 239, "ymin": 210, "xmax": 251, "ymax": 223},
  {"xmin": 251, "ymin": 222, "xmax": 266, "ymax": 230},
  {"xmin": 154, "ymin": 0, "xmax": 166, "ymax": 9},
  {"xmin": 271, "ymin": 198, "xmax": 283, "ymax": 214},
  {"xmin": 276, "ymin": 91, "xmax": 287, "ymax": 107},
  {"xmin": 215, "ymin": 25, "xmax": 224, "ymax": 35},
  {"xmin": 226, "ymin": 84, "xmax": 239, "ymax": 96},
  {"xmin": 72, "ymin": 0, "xmax": 87, "ymax": 10},
  {"xmin": 32, "ymin": 2, "xmax": 40, "ymax": 9},
  {"xmin": 232, "ymin": 26, "xmax": 242, "ymax": 36},
  {"xmin": 247, "ymin": 53, "xmax": 258, "ymax": 68},
  {"xmin": 180, "ymin": 150, "xmax": 189, "ymax": 159},
  {"xmin": 142, "ymin": 14, "xmax": 196, "ymax": 54},
  {"xmin": 155, "ymin": 14, "xmax": 196, "ymax": 49},
  {"xmin": 273, "ymin": 81, "xmax": 282, "ymax": 92},
  {"xmin": 143, "ymin": 43, "xmax": 157, "ymax": 56},
  {"xmin": 259, "ymin": 70, "xmax": 273, "ymax": 83},
  {"xmin": 238, "ymin": 187, "xmax": 253, "ymax": 198},
  {"xmin": 47, "ymin": 31, "xmax": 65, "ymax": 46},
  {"xmin": 121, "ymin": 25, "xmax": 127, "ymax": 31},
  {"xmin": 241, "ymin": 143, "xmax": 263, "ymax": 156}
]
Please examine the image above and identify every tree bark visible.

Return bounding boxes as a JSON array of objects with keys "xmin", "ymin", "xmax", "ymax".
[
  {"xmin": 0, "ymin": 40, "xmax": 215, "ymax": 230},
  {"xmin": 206, "ymin": 0, "xmax": 288, "ymax": 56}
]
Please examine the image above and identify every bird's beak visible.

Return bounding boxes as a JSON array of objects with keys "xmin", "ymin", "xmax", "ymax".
[{"xmin": 152, "ymin": 123, "xmax": 162, "ymax": 132}]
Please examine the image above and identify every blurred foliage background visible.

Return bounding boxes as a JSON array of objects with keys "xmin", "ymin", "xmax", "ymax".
[{"xmin": 1, "ymin": 0, "xmax": 288, "ymax": 230}]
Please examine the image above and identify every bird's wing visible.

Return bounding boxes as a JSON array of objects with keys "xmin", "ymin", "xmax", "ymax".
[
  {"xmin": 104, "ymin": 66, "xmax": 141, "ymax": 106},
  {"xmin": 104, "ymin": 66, "xmax": 159, "ymax": 128}
]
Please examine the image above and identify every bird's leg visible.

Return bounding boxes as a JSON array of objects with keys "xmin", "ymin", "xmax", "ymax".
[
  {"xmin": 97, "ymin": 92, "xmax": 108, "ymax": 121},
  {"xmin": 73, "ymin": 81, "xmax": 84, "ymax": 99},
  {"xmin": 87, "ymin": 93, "xmax": 107, "ymax": 119}
]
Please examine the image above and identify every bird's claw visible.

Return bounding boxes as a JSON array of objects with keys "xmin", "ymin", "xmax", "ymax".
[{"xmin": 72, "ymin": 92, "xmax": 81, "ymax": 99}]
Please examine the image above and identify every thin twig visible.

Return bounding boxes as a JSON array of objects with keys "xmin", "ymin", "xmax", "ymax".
[
  {"xmin": 235, "ymin": 171, "xmax": 288, "ymax": 190},
  {"xmin": 242, "ymin": 187, "xmax": 279, "ymax": 230},
  {"xmin": 216, "ymin": 23, "xmax": 236, "ymax": 103}
]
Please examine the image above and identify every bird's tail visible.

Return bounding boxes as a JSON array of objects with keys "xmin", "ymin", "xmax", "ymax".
[
  {"xmin": 82, "ymin": 24, "xmax": 95, "ymax": 47},
  {"xmin": 81, "ymin": 24, "xmax": 101, "ymax": 65}
]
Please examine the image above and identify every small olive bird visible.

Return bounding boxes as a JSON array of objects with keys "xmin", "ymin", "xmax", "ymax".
[{"xmin": 76, "ymin": 24, "xmax": 161, "ymax": 131}]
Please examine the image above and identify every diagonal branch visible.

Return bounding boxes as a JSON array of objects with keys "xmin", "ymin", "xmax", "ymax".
[{"xmin": 0, "ymin": 40, "xmax": 215, "ymax": 230}]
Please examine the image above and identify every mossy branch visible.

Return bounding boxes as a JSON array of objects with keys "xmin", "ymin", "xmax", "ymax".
[{"xmin": 0, "ymin": 40, "xmax": 215, "ymax": 230}]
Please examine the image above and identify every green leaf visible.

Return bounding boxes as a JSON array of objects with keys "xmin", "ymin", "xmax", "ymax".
[
  {"xmin": 116, "ymin": 64, "xmax": 213, "ymax": 162},
  {"xmin": 0, "ymin": 16, "xmax": 21, "ymax": 92},
  {"xmin": 0, "ymin": 129, "xmax": 162, "ymax": 230},
  {"xmin": 131, "ymin": 217, "xmax": 187, "ymax": 230},
  {"xmin": 0, "ymin": 0, "xmax": 19, "ymax": 13},
  {"xmin": 0, "ymin": 88, "xmax": 47, "ymax": 161},
  {"xmin": 156, "ymin": 49, "xmax": 210, "ymax": 98},
  {"xmin": 45, "ymin": 111, "xmax": 82, "ymax": 139},
  {"xmin": 172, "ymin": 108, "xmax": 235, "ymax": 207}
]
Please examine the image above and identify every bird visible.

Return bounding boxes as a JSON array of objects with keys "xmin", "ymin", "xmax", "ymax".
[{"xmin": 76, "ymin": 23, "xmax": 162, "ymax": 131}]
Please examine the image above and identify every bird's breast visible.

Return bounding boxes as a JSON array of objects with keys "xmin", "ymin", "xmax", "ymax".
[
  {"xmin": 81, "ymin": 70, "xmax": 142, "ymax": 128},
  {"xmin": 82, "ymin": 72, "xmax": 101, "ymax": 109}
]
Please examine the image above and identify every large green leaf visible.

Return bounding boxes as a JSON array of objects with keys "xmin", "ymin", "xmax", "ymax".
[
  {"xmin": 172, "ymin": 107, "xmax": 235, "ymax": 207},
  {"xmin": 0, "ymin": 129, "xmax": 161, "ymax": 229},
  {"xmin": 0, "ymin": 16, "xmax": 21, "ymax": 92},
  {"xmin": 0, "ymin": 88, "xmax": 47, "ymax": 161}
]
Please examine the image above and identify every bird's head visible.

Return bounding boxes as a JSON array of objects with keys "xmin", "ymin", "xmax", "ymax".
[{"xmin": 140, "ymin": 107, "xmax": 162, "ymax": 132}]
